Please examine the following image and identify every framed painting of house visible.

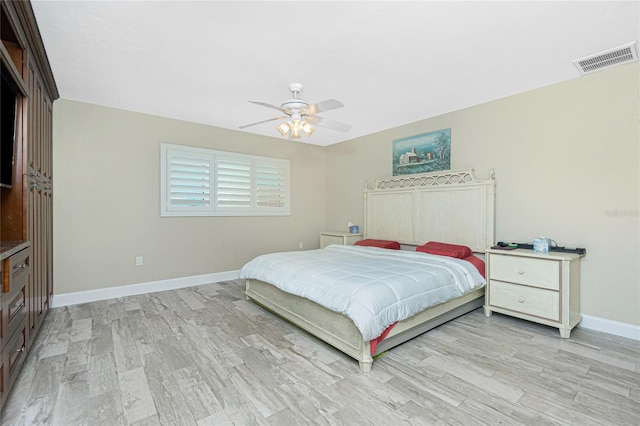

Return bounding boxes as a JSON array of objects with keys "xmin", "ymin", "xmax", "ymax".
[{"xmin": 392, "ymin": 128, "xmax": 451, "ymax": 176}]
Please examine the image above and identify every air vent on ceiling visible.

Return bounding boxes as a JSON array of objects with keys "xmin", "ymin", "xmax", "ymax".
[{"xmin": 573, "ymin": 42, "xmax": 638, "ymax": 75}]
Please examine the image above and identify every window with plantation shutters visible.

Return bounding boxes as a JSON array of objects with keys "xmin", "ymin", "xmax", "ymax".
[{"xmin": 160, "ymin": 143, "xmax": 290, "ymax": 217}]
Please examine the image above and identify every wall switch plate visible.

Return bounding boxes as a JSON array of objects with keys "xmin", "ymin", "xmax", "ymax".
[
  {"xmin": 298, "ymin": 241, "xmax": 304, "ymax": 249},
  {"xmin": 135, "ymin": 256, "xmax": 143, "ymax": 266}
]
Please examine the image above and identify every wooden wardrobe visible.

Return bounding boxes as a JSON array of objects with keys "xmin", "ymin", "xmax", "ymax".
[{"xmin": 0, "ymin": 0, "xmax": 58, "ymax": 409}]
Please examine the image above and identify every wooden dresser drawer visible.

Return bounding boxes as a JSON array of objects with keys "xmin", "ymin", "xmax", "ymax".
[
  {"xmin": 1, "ymin": 324, "xmax": 27, "ymax": 407},
  {"xmin": 489, "ymin": 280, "xmax": 560, "ymax": 321},
  {"xmin": 4, "ymin": 285, "xmax": 26, "ymax": 346},
  {"xmin": 489, "ymin": 254, "xmax": 559, "ymax": 290},
  {"xmin": 0, "ymin": 346, "xmax": 4, "ymax": 407},
  {"xmin": 0, "ymin": 293, "xmax": 4, "ymax": 350},
  {"xmin": 3, "ymin": 248, "xmax": 30, "ymax": 293}
]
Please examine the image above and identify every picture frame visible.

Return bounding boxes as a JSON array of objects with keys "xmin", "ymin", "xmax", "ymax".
[{"xmin": 392, "ymin": 128, "xmax": 451, "ymax": 176}]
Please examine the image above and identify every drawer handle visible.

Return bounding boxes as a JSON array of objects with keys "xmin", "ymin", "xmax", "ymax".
[
  {"xmin": 16, "ymin": 346, "xmax": 25, "ymax": 353},
  {"xmin": 9, "ymin": 302, "xmax": 25, "ymax": 319},
  {"xmin": 14, "ymin": 263, "xmax": 28, "ymax": 270},
  {"xmin": 517, "ymin": 296, "xmax": 526, "ymax": 303},
  {"xmin": 516, "ymin": 267, "xmax": 525, "ymax": 275}
]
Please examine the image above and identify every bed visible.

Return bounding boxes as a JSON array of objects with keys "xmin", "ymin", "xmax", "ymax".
[{"xmin": 242, "ymin": 169, "xmax": 495, "ymax": 372}]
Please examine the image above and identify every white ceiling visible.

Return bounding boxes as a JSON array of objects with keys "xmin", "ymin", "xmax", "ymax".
[{"xmin": 31, "ymin": 0, "xmax": 639, "ymax": 146}]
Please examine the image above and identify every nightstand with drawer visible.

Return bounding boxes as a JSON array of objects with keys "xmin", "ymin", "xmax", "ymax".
[
  {"xmin": 484, "ymin": 248, "xmax": 583, "ymax": 338},
  {"xmin": 320, "ymin": 231, "xmax": 363, "ymax": 248}
]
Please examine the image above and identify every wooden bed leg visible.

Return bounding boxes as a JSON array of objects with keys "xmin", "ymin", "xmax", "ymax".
[
  {"xmin": 243, "ymin": 280, "xmax": 251, "ymax": 301},
  {"xmin": 358, "ymin": 342, "xmax": 374, "ymax": 373},
  {"xmin": 359, "ymin": 359, "xmax": 373, "ymax": 373}
]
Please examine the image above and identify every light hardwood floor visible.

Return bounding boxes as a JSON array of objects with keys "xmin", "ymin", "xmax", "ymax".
[{"xmin": 1, "ymin": 279, "xmax": 639, "ymax": 425}]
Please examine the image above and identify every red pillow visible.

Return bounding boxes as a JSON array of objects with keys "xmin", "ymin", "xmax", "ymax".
[
  {"xmin": 462, "ymin": 255, "xmax": 485, "ymax": 278},
  {"xmin": 354, "ymin": 239, "xmax": 401, "ymax": 250},
  {"xmin": 416, "ymin": 241, "xmax": 473, "ymax": 259}
]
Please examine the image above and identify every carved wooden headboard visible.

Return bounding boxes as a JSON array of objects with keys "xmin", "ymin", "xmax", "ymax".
[{"xmin": 363, "ymin": 169, "xmax": 495, "ymax": 252}]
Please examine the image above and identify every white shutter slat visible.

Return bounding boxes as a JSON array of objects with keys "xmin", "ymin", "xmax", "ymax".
[
  {"xmin": 170, "ymin": 179, "xmax": 210, "ymax": 187},
  {"xmin": 170, "ymin": 200, "xmax": 211, "ymax": 207}
]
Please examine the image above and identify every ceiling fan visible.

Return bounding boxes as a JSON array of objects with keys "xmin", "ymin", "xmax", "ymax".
[{"xmin": 239, "ymin": 83, "xmax": 351, "ymax": 139}]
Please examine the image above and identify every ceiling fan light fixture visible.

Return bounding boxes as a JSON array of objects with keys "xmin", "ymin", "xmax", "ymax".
[
  {"xmin": 291, "ymin": 117, "xmax": 302, "ymax": 131},
  {"xmin": 242, "ymin": 83, "xmax": 349, "ymax": 140},
  {"xmin": 302, "ymin": 121, "xmax": 315, "ymax": 137},
  {"xmin": 277, "ymin": 122, "xmax": 290, "ymax": 136},
  {"xmin": 276, "ymin": 117, "xmax": 313, "ymax": 139},
  {"xmin": 289, "ymin": 116, "xmax": 303, "ymax": 138}
]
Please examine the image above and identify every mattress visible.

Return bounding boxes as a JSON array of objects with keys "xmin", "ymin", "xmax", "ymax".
[{"xmin": 239, "ymin": 245, "xmax": 486, "ymax": 340}]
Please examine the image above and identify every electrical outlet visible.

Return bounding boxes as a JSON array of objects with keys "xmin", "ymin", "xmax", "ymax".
[
  {"xmin": 135, "ymin": 256, "xmax": 143, "ymax": 266},
  {"xmin": 298, "ymin": 241, "xmax": 304, "ymax": 250}
]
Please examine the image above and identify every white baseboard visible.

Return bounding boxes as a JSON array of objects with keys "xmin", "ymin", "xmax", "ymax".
[
  {"xmin": 50, "ymin": 270, "xmax": 240, "ymax": 308},
  {"xmin": 50, "ymin": 275, "xmax": 640, "ymax": 342},
  {"xmin": 580, "ymin": 314, "xmax": 640, "ymax": 341}
]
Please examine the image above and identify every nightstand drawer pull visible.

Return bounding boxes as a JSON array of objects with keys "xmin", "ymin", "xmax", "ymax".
[
  {"xmin": 516, "ymin": 267, "xmax": 525, "ymax": 275},
  {"xmin": 518, "ymin": 296, "xmax": 525, "ymax": 303}
]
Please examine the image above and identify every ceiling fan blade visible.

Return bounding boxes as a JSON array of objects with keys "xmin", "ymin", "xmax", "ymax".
[
  {"xmin": 239, "ymin": 116, "xmax": 286, "ymax": 129},
  {"xmin": 248, "ymin": 100, "xmax": 286, "ymax": 113},
  {"xmin": 307, "ymin": 99, "xmax": 344, "ymax": 115},
  {"xmin": 305, "ymin": 115, "xmax": 351, "ymax": 132}
]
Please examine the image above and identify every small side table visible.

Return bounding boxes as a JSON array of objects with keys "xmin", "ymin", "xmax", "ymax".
[
  {"xmin": 484, "ymin": 248, "xmax": 583, "ymax": 338},
  {"xmin": 320, "ymin": 231, "xmax": 363, "ymax": 248}
]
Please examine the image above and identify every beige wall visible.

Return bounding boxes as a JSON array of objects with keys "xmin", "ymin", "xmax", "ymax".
[
  {"xmin": 53, "ymin": 101, "xmax": 326, "ymax": 294},
  {"xmin": 53, "ymin": 63, "xmax": 638, "ymax": 327},
  {"xmin": 325, "ymin": 63, "xmax": 639, "ymax": 326}
]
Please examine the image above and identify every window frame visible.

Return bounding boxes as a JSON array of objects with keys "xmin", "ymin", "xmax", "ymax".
[{"xmin": 160, "ymin": 143, "xmax": 290, "ymax": 217}]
